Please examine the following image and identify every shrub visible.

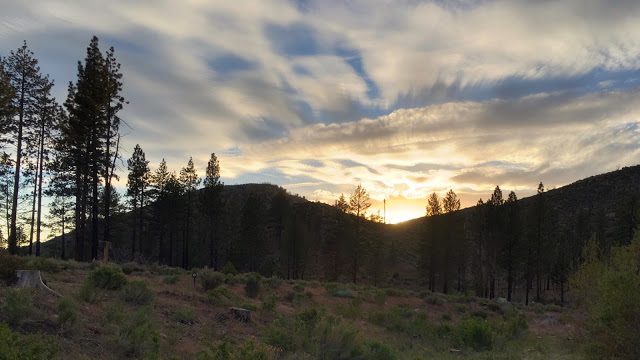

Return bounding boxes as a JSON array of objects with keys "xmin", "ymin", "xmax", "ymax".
[
  {"xmin": 121, "ymin": 262, "xmax": 144, "ymax": 275},
  {"xmin": 329, "ymin": 288, "xmax": 355, "ymax": 298},
  {"xmin": 172, "ymin": 307, "xmax": 196, "ymax": 325},
  {"xmin": 262, "ymin": 295, "xmax": 277, "ymax": 312},
  {"xmin": 163, "ymin": 274, "xmax": 180, "ymax": 284},
  {"xmin": 244, "ymin": 274, "xmax": 261, "ymax": 299},
  {"xmin": 57, "ymin": 297, "xmax": 78, "ymax": 330},
  {"xmin": 0, "ymin": 323, "xmax": 59, "ymax": 359},
  {"xmin": 2, "ymin": 288, "xmax": 34, "ymax": 325},
  {"xmin": 292, "ymin": 283, "xmax": 305, "ymax": 292},
  {"xmin": 207, "ymin": 286, "xmax": 234, "ymax": 306},
  {"xmin": 121, "ymin": 280, "xmax": 154, "ymax": 305},
  {"xmin": 87, "ymin": 265, "xmax": 127, "ymax": 290},
  {"xmin": 77, "ymin": 282, "xmax": 101, "ymax": 303},
  {"xmin": 368, "ymin": 306, "xmax": 433, "ymax": 339},
  {"xmin": 115, "ymin": 307, "xmax": 160, "ymax": 358},
  {"xmin": 264, "ymin": 276, "xmax": 282, "ymax": 289},
  {"xmin": 363, "ymin": 341, "xmax": 397, "ymax": 360},
  {"xmin": 199, "ymin": 271, "xmax": 225, "ymax": 291},
  {"xmin": 336, "ymin": 298, "xmax": 363, "ymax": 319},
  {"xmin": 570, "ymin": 235, "xmax": 640, "ymax": 359},
  {"xmin": 424, "ymin": 294, "xmax": 444, "ymax": 305},
  {"xmin": 197, "ymin": 340, "xmax": 276, "ymax": 360},
  {"xmin": 497, "ymin": 309, "xmax": 528, "ymax": 339},
  {"xmin": 455, "ymin": 318, "xmax": 494, "ymax": 351},
  {"xmin": 222, "ymin": 262, "xmax": 238, "ymax": 275},
  {"xmin": 0, "ymin": 254, "xmax": 26, "ymax": 285},
  {"xmin": 25, "ymin": 257, "xmax": 62, "ymax": 273}
]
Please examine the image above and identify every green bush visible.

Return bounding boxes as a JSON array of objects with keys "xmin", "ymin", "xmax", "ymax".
[
  {"xmin": 363, "ymin": 341, "xmax": 398, "ymax": 360},
  {"xmin": 329, "ymin": 288, "xmax": 355, "ymax": 298},
  {"xmin": 87, "ymin": 265, "xmax": 127, "ymax": 290},
  {"xmin": 336, "ymin": 298, "xmax": 363, "ymax": 319},
  {"xmin": 77, "ymin": 282, "xmax": 101, "ymax": 303},
  {"xmin": 262, "ymin": 295, "xmax": 277, "ymax": 312},
  {"xmin": 455, "ymin": 318, "xmax": 494, "ymax": 351},
  {"xmin": 264, "ymin": 276, "xmax": 282, "ymax": 289},
  {"xmin": 121, "ymin": 280, "xmax": 154, "ymax": 305},
  {"xmin": 368, "ymin": 305, "xmax": 433, "ymax": 339},
  {"xmin": 244, "ymin": 274, "xmax": 261, "ymax": 299},
  {"xmin": 207, "ymin": 286, "xmax": 234, "ymax": 306},
  {"xmin": 0, "ymin": 323, "xmax": 59, "ymax": 359},
  {"xmin": 0, "ymin": 254, "xmax": 26, "ymax": 285},
  {"xmin": 265, "ymin": 309, "xmax": 366, "ymax": 358},
  {"xmin": 496, "ymin": 309, "xmax": 528, "ymax": 339},
  {"xmin": 163, "ymin": 274, "xmax": 180, "ymax": 284},
  {"xmin": 197, "ymin": 340, "xmax": 276, "ymax": 360},
  {"xmin": 121, "ymin": 262, "xmax": 144, "ymax": 275},
  {"xmin": 292, "ymin": 283, "xmax": 305, "ymax": 292},
  {"xmin": 172, "ymin": 307, "xmax": 196, "ymax": 325},
  {"xmin": 200, "ymin": 271, "xmax": 225, "ymax": 291},
  {"xmin": 25, "ymin": 257, "xmax": 62, "ymax": 273},
  {"xmin": 2, "ymin": 288, "xmax": 34, "ymax": 326},
  {"xmin": 222, "ymin": 262, "xmax": 238, "ymax": 275},
  {"xmin": 115, "ymin": 307, "xmax": 160, "ymax": 358},
  {"xmin": 570, "ymin": 235, "xmax": 640, "ymax": 359},
  {"xmin": 57, "ymin": 297, "xmax": 78, "ymax": 330}
]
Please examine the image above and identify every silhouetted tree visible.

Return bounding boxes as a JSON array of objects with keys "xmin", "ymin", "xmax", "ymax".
[
  {"xmin": 179, "ymin": 157, "xmax": 199, "ymax": 269},
  {"xmin": 4, "ymin": 42, "xmax": 51, "ymax": 254},
  {"xmin": 348, "ymin": 184, "xmax": 371, "ymax": 283},
  {"xmin": 126, "ymin": 144, "xmax": 149, "ymax": 260},
  {"xmin": 201, "ymin": 153, "xmax": 223, "ymax": 269}
]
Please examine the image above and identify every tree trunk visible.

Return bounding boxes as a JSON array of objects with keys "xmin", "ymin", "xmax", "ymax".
[
  {"xmin": 35, "ymin": 130, "xmax": 45, "ymax": 256},
  {"xmin": 28, "ymin": 165, "xmax": 38, "ymax": 255},
  {"xmin": 8, "ymin": 69, "xmax": 26, "ymax": 255}
]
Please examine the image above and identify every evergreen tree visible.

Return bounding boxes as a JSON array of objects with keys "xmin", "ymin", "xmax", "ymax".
[
  {"xmin": 500, "ymin": 191, "xmax": 520, "ymax": 302},
  {"xmin": 441, "ymin": 189, "xmax": 460, "ymax": 293},
  {"xmin": 426, "ymin": 192, "xmax": 442, "ymax": 216},
  {"xmin": 3, "ymin": 41, "xmax": 50, "ymax": 254},
  {"xmin": 348, "ymin": 184, "xmax": 371, "ymax": 283},
  {"xmin": 201, "ymin": 153, "xmax": 224, "ymax": 269},
  {"xmin": 126, "ymin": 144, "xmax": 149, "ymax": 260},
  {"xmin": 179, "ymin": 157, "xmax": 200, "ymax": 269}
]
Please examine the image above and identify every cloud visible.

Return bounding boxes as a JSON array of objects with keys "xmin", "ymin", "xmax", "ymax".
[{"xmin": 2, "ymin": 0, "xmax": 640, "ymax": 221}]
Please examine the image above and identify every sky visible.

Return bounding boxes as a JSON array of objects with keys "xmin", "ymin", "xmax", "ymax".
[{"xmin": 2, "ymin": 0, "xmax": 640, "ymax": 223}]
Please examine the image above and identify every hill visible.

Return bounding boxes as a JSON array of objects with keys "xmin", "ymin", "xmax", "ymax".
[{"xmin": 41, "ymin": 165, "xmax": 640, "ymax": 300}]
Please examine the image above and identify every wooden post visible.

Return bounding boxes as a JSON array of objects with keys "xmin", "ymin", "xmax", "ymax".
[{"xmin": 103, "ymin": 241, "xmax": 111, "ymax": 263}]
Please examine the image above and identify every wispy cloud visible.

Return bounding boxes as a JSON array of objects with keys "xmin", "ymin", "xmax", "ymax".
[{"xmin": 2, "ymin": 0, "xmax": 640, "ymax": 221}]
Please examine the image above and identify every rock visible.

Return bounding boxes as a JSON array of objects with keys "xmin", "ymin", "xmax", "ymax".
[
  {"xmin": 15, "ymin": 270, "xmax": 61, "ymax": 297},
  {"xmin": 229, "ymin": 307, "xmax": 251, "ymax": 322},
  {"xmin": 496, "ymin": 297, "xmax": 508, "ymax": 304}
]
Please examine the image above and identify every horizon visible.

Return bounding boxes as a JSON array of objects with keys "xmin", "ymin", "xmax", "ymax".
[{"xmin": 3, "ymin": 0, "xmax": 640, "ymax": 227}]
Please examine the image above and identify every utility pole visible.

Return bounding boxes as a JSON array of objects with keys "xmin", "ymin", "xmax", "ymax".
[{"xmin": 383, "ymin": 199, "xmax": 386, "ymax": 224}]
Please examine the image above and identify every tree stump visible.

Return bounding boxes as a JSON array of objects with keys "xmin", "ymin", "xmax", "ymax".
[
  {"xmin": 229, "ymin": 307, "xmax": 251, "ymax": 322},
  {"xmin": 15, "ymin": 270, "xmax": 61, "ymax": 297}
]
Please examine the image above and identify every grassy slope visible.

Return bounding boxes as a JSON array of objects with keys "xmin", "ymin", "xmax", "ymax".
[{"xmin": 0, "ymin": 259, "xmax": 583, "ymax": 360}]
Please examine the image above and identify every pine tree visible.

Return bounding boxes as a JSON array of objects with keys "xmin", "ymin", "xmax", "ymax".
[
  {"xmin": 179, "ymin": 157, "xmax": 200, "ymax": 269},
  {"xmin": 441, "ymin": 189, "xmax": 460, "ymax": 293},
  {"xmin": 102, "ymin": 46, "xmax": 125, "ymax": 247},
  {"xmin": 3, "ymin": 41, "xmax": 50, "ymax": 254},
  {"xmin": 348, "ymin": 184, "xmax": 371, "ymax": 283},
  {"xmin": 500, "ymin": 191, "xmax": 520, "ymax": 302},
  {"xmin": 335, "ymin": 194, "xmax": 349, "ymax": 213},
  {"xmin": 201, "ymin": 153, "xmax": 223, "ymax": 269},
  {"xmin": 426, "ymin": 192, "xmax": 442, "ymax": 216},
  {"xmin": 127, "ymin": 144, "xmax": 149, "ymax": 260}
]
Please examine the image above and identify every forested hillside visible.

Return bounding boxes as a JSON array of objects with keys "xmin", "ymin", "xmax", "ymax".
[{"xmin": 40, "ymin": 164, "xmax": 640, "ymax": 308}]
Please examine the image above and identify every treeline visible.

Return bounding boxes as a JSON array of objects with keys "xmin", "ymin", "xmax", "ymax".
[{"xmin": 419, "ymin": 181, "xmax": 639, "ymax": 304}]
